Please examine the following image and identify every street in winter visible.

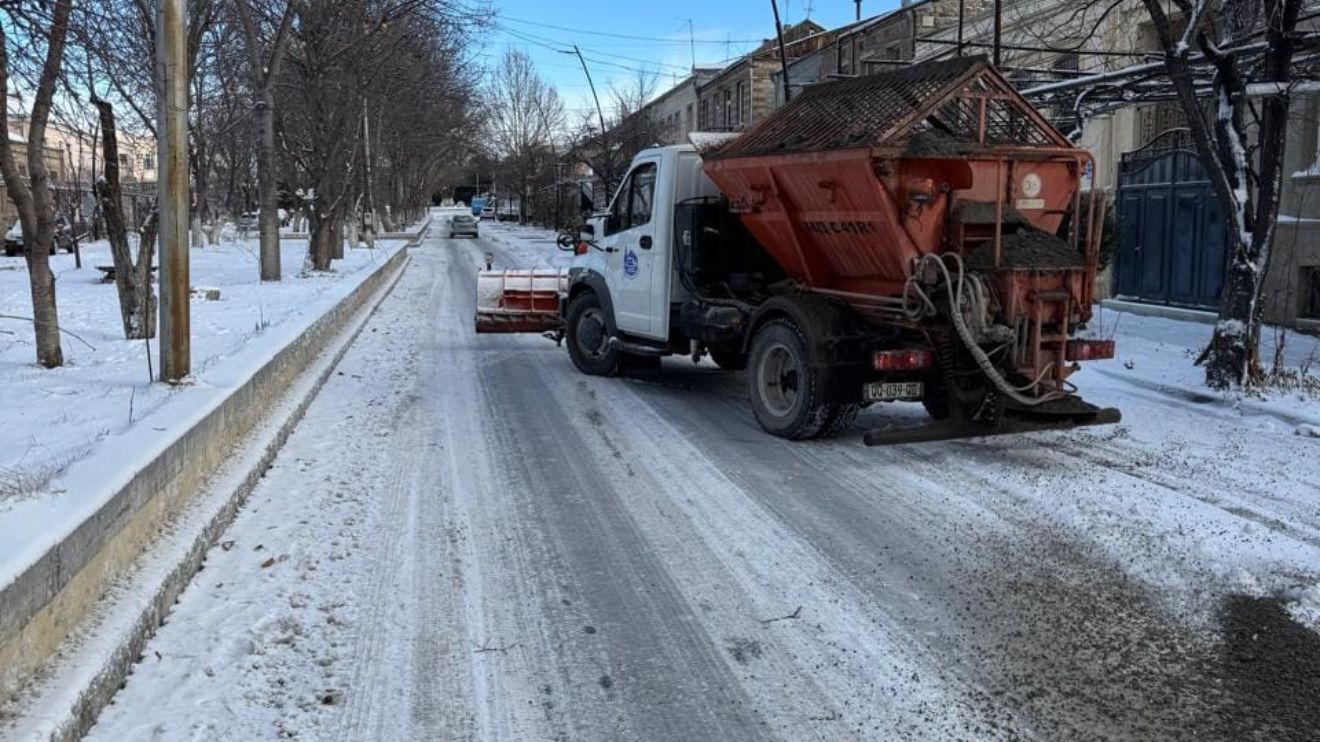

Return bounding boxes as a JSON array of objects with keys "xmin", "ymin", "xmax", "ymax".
[{"xmin": 2, "ymin": 1, "xmax": 1320, "ymax": 741}]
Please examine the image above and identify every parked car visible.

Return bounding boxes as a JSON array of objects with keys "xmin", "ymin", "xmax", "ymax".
[
  {"xmin": 449, "ymin": 213, "xmax": 479, "ymax": 239},
  {"xmin": 3, "ymin": 221, "xmax": 23, "ymax": 257},
  {"xmin": 236, "ymin": 211, "xmax": 259, "ymax": 231},
  {"xmin": 2, "ymin": 220, "xmax": 68, "ymax": 257}
]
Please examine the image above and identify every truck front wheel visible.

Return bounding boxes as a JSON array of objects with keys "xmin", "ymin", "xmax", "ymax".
[
  {"xmin": 747, "ymin": 319, "xmax": 837, "ymax": 440},
  {"xmin": 566, "ymin": 291, "xmax": 620, "ymax": 376}
]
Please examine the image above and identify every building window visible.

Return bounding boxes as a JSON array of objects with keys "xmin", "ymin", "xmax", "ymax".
[
  {"xmin": 142, "ymin": 154, "xmax": 154, "ymax": 171},
  {"xmin": 723, "ymin": 89, "xmax": 732, "ymax": 128},
  {"xmin": 735, "ymin": 81, "xmax": 746, "ymax": 125},
  {"xmin": 119, "ymin": 154, "xmax": 130, "ymax": 168},
  {"xmin": 1303, "ymin": 267, "xmax": 1320, "ymax": 320}
]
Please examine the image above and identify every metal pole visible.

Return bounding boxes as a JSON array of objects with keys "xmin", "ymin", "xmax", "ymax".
[
  {"xmin": 363, "ymin": 98, "xmax": 375, "ymax": 232},
  {"xmin": 855, "ymin": 0, "xmax": 861, "ymax": 22},
  {"xmin": 770, "ymin": 0, "xmax": 793, "ymax": 104},
  {"xmin": 568, "ymin": 46, "xmax": 611, "ymax": 193},
  {"xmin": 157, "ymin": 0, "xmax": 189, "ymax": 382},
  {"xmin": 993, "ymin": 0, "xmax": 1003, "ymax": 67},
  {"xmin": 687, "ymin": 19, "xmax": 696, "ymax": 71},
  {"xmin": 957, "ymin": 0, "xmax": 966, "ymax": 57}
]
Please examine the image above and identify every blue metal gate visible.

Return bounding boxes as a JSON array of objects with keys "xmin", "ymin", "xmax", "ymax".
[{"xmin": 1114, "ymin": 129, "xmax": 1227, "ymax": 309}]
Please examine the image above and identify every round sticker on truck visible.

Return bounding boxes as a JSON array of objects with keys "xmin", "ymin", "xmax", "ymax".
[
  {"xmin": 1021, "ymin": 173, "xmax": 1042, "ymax": 197},
  {"xmin": 623, "ymin": 248, "xmax": 639, "ymax": 278},
  {"xmin": 1017, "ymin": 173, "xmax": 1045, "ymax": 210}
]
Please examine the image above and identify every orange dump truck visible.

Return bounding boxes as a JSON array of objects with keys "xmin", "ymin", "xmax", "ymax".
[{"xmin": 476, "ymin": 56, "xmax": 1119, "ymax": 445}]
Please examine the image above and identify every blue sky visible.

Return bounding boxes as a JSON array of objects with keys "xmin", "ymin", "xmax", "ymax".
[{"xmin": 478, "ymin": 0, "xmax": 905, "ymax": 118}]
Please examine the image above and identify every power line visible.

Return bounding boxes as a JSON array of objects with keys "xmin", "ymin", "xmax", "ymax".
[
  {"xmin": 495, "ymin": 24, "xmax": 694, "ymax": 73},
  {"xmin": 497, "ymin": 26, "xmax": 699, "ymax": 77},
  {"xmin": 499, "ymin": 13, "xmax": 767, "ymax": 45}
]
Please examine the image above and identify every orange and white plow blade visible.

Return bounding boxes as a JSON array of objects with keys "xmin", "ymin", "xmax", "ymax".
[{"xmin": 474, "ymin": 269, "xmax": 569, "ymax": 333}]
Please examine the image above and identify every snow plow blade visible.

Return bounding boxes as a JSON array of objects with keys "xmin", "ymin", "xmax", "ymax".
[
  {"xmin": 474, "ymin": 269, "xmax": 567, "ymax": 334},
  {"xmin": 862, "ymin": 406, "xmax": 1122, "ymax": 447}
]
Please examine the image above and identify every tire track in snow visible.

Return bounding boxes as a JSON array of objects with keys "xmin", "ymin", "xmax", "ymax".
[
  {"xmin": 603, "ymin": 363, "xmax": 1248, "ymax": 740},
  {"xmin": 442, "ymin": 239, "xmax": 774, "ymax": 741}
]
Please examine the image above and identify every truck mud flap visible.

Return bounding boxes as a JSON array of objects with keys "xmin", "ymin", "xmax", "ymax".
[
  {"xmin": 862, "ymin": 406, "xmax": 1122, "ymax": 446},
  {"xmin": 474, "ymin": 269, "xmax": 567, "ymax": 334}
]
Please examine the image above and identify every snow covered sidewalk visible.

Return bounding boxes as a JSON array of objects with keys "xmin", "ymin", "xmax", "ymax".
[
  {"xmin": 0, "ymin": 237, "xmax": 404, "ymax": 505},
  {"xmin": 1081, "ymin": 305, "xmax": 1320, "ymax": 432},
  {"xmin": 0, "ymin": 234, "xmax": 409, "ymax": 727}
]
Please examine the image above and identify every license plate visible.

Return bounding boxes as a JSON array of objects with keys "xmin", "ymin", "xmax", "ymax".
[{"xmin": 864, "ymin": 381, "xmax": 924, "ymax": 402}]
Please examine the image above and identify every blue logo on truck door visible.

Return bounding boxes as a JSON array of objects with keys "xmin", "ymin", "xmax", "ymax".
[{"xmin": 623, "ymin": 248, "xmax": 639, "ymax": 279}]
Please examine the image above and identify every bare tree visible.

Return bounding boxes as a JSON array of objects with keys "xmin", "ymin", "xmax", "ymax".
[
  {"xmin": 1141, "ymin": 0, "xmax": 1306, "ymax": 388},
  {"xmin": 92, "ymin": 97, "xmax": 156, "ymax": 339},
  {"xmin": 569, "ymin": 68, "xmax": 661, "ymax": 211},
  {"xmin": 486, "ymin": 49, "xmax": 564, "ymax": 223},
  {"xmin": 0, "ymin": 0, "xmax": 75, "ymax": 368},
  {"xmin": 236, "ymin": 0, "xmax": 295, "ymax": 280}
]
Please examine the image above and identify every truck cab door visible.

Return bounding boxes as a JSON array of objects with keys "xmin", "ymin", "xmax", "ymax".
[{"xmin": 600, "ymin": 158, "xmax": 664, "ymax": 339}]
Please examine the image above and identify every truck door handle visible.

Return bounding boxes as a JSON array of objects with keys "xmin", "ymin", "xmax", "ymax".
[{"xmin": 639, "ymin": 235, "xmax": 653, "ymax": 250}]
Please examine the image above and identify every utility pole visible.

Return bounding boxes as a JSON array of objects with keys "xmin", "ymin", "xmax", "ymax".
[
  {"xmin": 686, "ymin": 19, "xmax": 695, "ymax": 71},
  {"xmin": 993, "ymin": 0, "xmax": 1003, "ymax": 67},
  {"xmin": 565, "ymin": 46, "xmax": 612, "ymax": 194},
  {"xmin": 770, "ymin": 0, "xmax": 793, "ymax": 104},
  {"xmin": 157, "ymin": 0, "xmax": 189, "ymax": 382}
]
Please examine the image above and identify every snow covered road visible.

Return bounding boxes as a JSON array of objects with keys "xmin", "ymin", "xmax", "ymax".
[{"xmin": 85, "ymin": 230, "xmax": 1320, "ymax": 741}]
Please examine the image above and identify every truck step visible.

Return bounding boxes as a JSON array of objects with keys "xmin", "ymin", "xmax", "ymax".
[{"xmin": 608, "ymin": 337, "xmax": 669, "ymax": 357}]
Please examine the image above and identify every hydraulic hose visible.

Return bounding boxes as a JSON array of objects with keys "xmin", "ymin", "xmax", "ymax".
[{"xmin": 918, "ymin": 253, "xmax": 1064, "ymax": 408}]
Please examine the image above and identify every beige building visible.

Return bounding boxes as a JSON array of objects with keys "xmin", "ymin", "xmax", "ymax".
[
  {"xmin": 697, "ymin": 20, "xmax": 831, "ymax": 132},
  {"xmin": 4, "ymin": 116, "xmax": 157, "ymax": 232},
  {"xmin": 645, "ymin": 69, "xmax": 720, "ymax": 146},
  {"xmin": 1, "ymin": 130, "xmax": 65, "ymax": 231}
]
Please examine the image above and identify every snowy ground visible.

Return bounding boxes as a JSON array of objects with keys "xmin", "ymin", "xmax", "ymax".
[
  {"xmin": 78, "ymin": 225, "xmax": 1320, "ymax": 741},
  {"xmin": 0, "ymin": 235, "xmax": 405, "ymax": 502}
]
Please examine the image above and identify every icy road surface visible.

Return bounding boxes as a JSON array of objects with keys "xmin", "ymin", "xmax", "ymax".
[{"xmin": 87, "ymin": 231, "xmax": 1320, "ymax": 741}]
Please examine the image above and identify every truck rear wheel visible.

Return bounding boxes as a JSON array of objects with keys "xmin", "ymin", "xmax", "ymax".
[
  {"xmin": 566, "ymin": 291, "xmax": 620, "ymax": 376},
  {"xmin": 747, "ymin": 319, "xmax": 836, "ymax": 440}
]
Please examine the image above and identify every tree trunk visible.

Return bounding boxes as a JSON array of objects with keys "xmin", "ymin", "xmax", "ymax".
[
  {"xmin": 256, "ymin": 89, "xmax": 281, "ymax": 280},
  {"xmin": 330, "ymin": 207, "xmax": 344, "ymax": 260},
  {"xmin": 308, "ymin": 207, "xmax": 334, "ymax": 271},
  {"xmin": 1198, "ymin": 0, "xmax": 1302, "ymax": 388},
  {"xmin": 94, "ymin": 99, "xmax": 156, "ymax": 339},
  {"xmin": 136, "ymin": 211, "xmax": 159, "ymax": 337},
  {"xmin": 0, "ymin": 1, "xmax": 72, "ymax": 368}
]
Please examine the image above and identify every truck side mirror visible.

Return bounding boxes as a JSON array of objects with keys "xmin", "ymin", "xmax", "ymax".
[{"xmin": 580, "ymin": 223, "xmax": 595, "ymax": 238}]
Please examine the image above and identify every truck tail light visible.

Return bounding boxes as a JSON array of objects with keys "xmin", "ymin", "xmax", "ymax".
[
  {"xmin": 873, "ymin": 348, "xmax": 935, "ymax": 372},
  {"xmin": 1067, "ymin": 339, "xmax": 1115, "ymax": 361},
  {"xmin": 575, "ymin": 241, "xmax": 589, "ymax": 256}
]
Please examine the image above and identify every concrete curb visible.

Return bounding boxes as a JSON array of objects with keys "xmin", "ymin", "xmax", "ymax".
[
  {"xmin": 272, "ymin": 216, "xmax": 432, "ymax": 244},
  {"xmin": 2, "ymin": 243, "xmax": 415, "ymax": 741},
  {"xmin": 1101, "ymin": 298, "xmax": 1218, "ymax": 326}
]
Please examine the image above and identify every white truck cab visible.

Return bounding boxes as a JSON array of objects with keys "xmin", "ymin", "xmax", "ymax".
[{"xmin": 572, "ymin": 145, "xmax": 720, "ymax": 342}]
